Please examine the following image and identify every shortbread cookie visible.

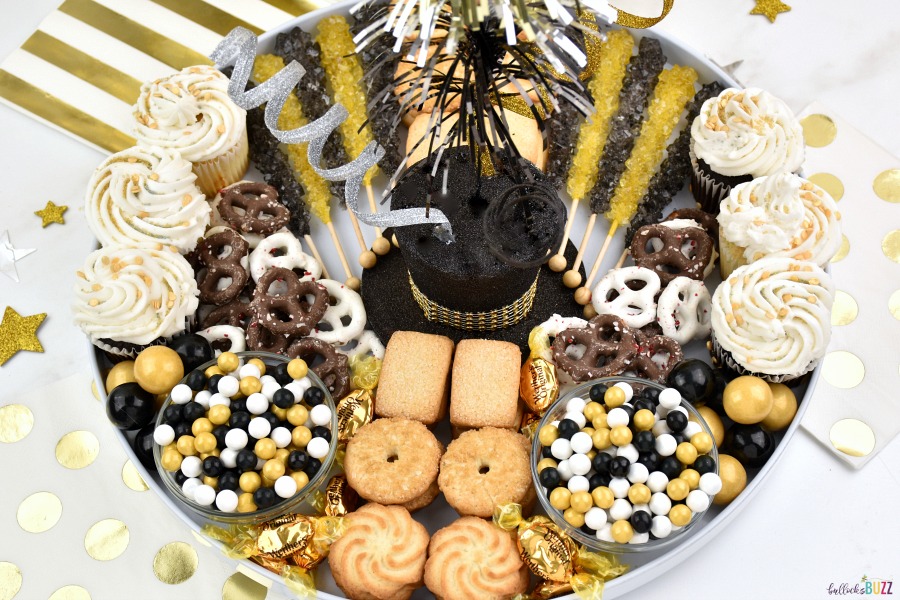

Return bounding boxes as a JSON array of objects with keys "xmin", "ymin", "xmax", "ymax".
[
  {"xmin": 401, "ymin": 480, "xmax": 440, "ymax": 513},
  {"xmin": 450, "ymin": 339, "xmax": 522, "ymax": 429},
  {"xmin": 329, "ymin": 503, "xmax": 429, "ymax": 600},
  {"xmin": 376, "ymin": 331, "xmax": 454, "ymax": 425}
]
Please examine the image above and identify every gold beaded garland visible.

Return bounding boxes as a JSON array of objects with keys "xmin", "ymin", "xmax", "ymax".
[
  {"xmin": 666, "ymin": 478, "xmax": 689, "ymax": 501},
  {"xmin": 679, "ymin": 469, "xmax": 700, "ymax": 490},
  {"xmin": 675, "ymin": 442, "xmax": 698, "ymax": 465},
  {"xmin": 723, "ymin": 376, "xmax": 774, "ymax": 424},
  {"xmin": 538, "ymin": 425, "xmax": 559, "ymax": 446},
  {"xmin": 761, "ymin": 383, "xmax": 797, "ymax": 431},
  {"xmin": 287, "ymin": 406, "xmax": 309, "ymax": 427},
  {"xmin": 713, "ymin": 454, "xmax": 747, "ymax": 505},
  {"xmin": 632, "ymin": 409, "xmax": 655, "ymax": 431},
  {"xmin": 254, "ymin": 438, "xmax": 276, "ymax": 460},
  {"xmin": 239, "ymin": 472, "xmax": 261, "ymax": 493},
  {"xmin": 291, "ymin": 426, "xmax": 312, "ymax": 448},
  {"xmin": 690, "ymin": 432, "xmax": 713, "ymax": 454},
  {"xmin": 549, "ymin": 488, "xmax": 572, "ymax": 511},
  {"xmin": 287, "ymin": 358, "xmax": 308, "ymax": 380},
  {"xmin": 604, "ymin": 386, "xmax": 626, "ymax": 408},
  {"xmin": 217, "ymin": 352, "xmax": 240, "ymax": 373},
  {"xmin": 105, "ymin": 361, "xmax": 136, "ymax": 393},
  {"xmin": 563, "ymin": 508, "xmax": 585, "ymax": 528},
  {"xmin": 669, "ymin": 504, "xmax": 692, "ymax": 527},
  {"xmin": 134, "ymin": 346, "xmax": 184, "ymax": 395},
  {"xmin": 610, "ymin": 520, "xmax": 633, "ymax": 543},
  {"xmin": 208, "ymin": 405, "xmax": 231, "ymax": 426},
  {"xmin": 609, "ymin": 425, "xmax": 633, "ymax": 446},
  {"xmin": 570, "ymin": 491, "xmax": 593, "ymax": 513},
  {"xmin": 592, "ymin": 486, "xmax": 614, "ymax": 509},
  {"xmin": 592, "ymin": 428, "xmax": 611, "ymax": 450}
]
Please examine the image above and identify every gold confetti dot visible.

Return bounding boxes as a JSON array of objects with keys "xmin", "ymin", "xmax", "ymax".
[
  {"xmin": 48, "ymin": 586, "xmax": 91, "ymax": 600},
  {"xmin": 122, "ymin": 460, "xmax": 148, "ymax": 492},
  {"xmin": 153, "ymin": 542, "xmax": 198, "ymax": 584},
  {"xmin": 90, "ymin": 380, "xmax": 101, "ymax": 401},
  {"xmin": 831, "ymin": 290, "xmax": 858, "ymax": 326},
  {"xmin": 0, "ymin": 562, "xmax": 22, "ymax": 600},
  {"xmin": 822, "ymin": 351, "xmax": 865, "ymax": 389},
  {"xmin": 800, "ymin": 114, "xmax": 837, "ymax": 147},
  {"xmin": 84, "ymin": 519, "xmax": 129, "ymax": 561},
  {"xmin": 873, "ymin": 168, "xmax": 900, "ymax": 203},
  {"xmin": 882, "ymin": 230, "xmax": 900, "ymax": 263},
  {"xmin": 829, "ymin": 418, "xmax": 876, "ymax": 457},
  {"xmin": 0, "ymin": 404, "xmax": 34, "ymax": 443},
  {"xmin": 889, "ymin": 290, "xmax": 900, "ymax": 321},
  {"xmin": 17, "ymin": 491, "xmax": 62, "ymax": 533},
  {"xmin": 236, "ymin": 565, "xmax": 272, "ymax": 589},
  {"xmin": 831, "ymin": 235, "xmax": 850, "ymax": 263},
  {"xmin": 807, "ymin": 173, "xmax": 844, "ymax": 201},
  {"xmin": 223, "ymin": 572, "xmax": 269, "ymax": 600},
  {"xmin": 55, "ymin": 431, "xmax": 99, "ymax": 469}
]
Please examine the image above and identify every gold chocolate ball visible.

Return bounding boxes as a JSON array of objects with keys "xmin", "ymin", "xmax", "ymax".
[
  {"xmin": 610, "ymin": 520, "xmax": 633, "ymax": 543},
  {"xmin": 562, "ymin": 269, "xmax": 582, "ymax": 289},
  {"xmin": 592, "ymin": 428, "xmax": 611, "ymax": 451},
  {"xmin": 345, "ymin": 276, "xmax": 361, "ymax": 292},
  {"xmin": 205, "ymin": 365, "xmax": 225, "ymax": 379},
  {"xmin": 161, "ymin": 448, "xmax": 182, "ymax": 472},
  {"xmin": 134, "ymin": 346, "xmax": 184, "ymax": 395},
  {"xmin": 537, "ymin": 458, "xmax": 558, "ymax": 473},
  {"xmin": 675, "ymin": 442, "xmax": 698, "ymax": 465},
  {"xmin": 761, "ymin": 383, "xmax": 798, "ymax": 431},
  {"xmin": 176, "ymin": 436, "xmax": 197, "ymax": 456},
  {"xmin": 574, "ymin": 287, "xmax": 592, "ymax": 306},
  {"xmin": 628, "ymin": 483, "xmax": 651, "ymax": 505},
  {"xmin": 669, "ymin": 504, "xmax": 692, "ymax": 527},
  {"xmin": 586, "ymin": 450, "xmax": 597, "ymax": 461},
  {"xmin": 563, "ymin": 508, "xmax": 585, "ymax": 528},
  {"xmin": 570, "ymin": 491, "xmax": 593, "ymax": 513},
  {"xmin": 583, "ymin": 402, "xmax": 605, "ymax": 422},
  {"xmin": 696, "ymin": 406, "xmax": 725, "ymax": 447},
  {"xmin": 690, "ymin": 432, "xmax": 714, "ymax": 455},
  {"xmin": 359, "ymin": 250, "xmax": 377, "ymax": 270},
  {"xmin": 547, "ymin": 254, "xmax": 566, "ymax": 272},
  {"xmin": 604, "ymin": 386, "xmax": 626, "ymax": 408},
  {"xmin": 199, "ymin": 449, "xmax": 220, "ymax": 460},
  {"xmin": 290, "ymin": 471, "xmax": 310, "ymax": 490},
  {"xmin": 372, "ymin": 236, "xmax": 391, "ymax": 256},
  {"xmin": 287, "ymin": 405, "xmax": 309, "ymax": 426},
  {"xmin": 262, "ymin": 459, "xmax": 285, "ymax": 481},
  {"xmin": 592, "ymin": 413, "xmax": 609, "ymax": 430},
  {"xmin": 248, "ymin": 358, "xmax": 266, "ymax": 376},
  {"xmin": 191, "ymin": 418, "xmax": 213, "ymax": 436},
  {"xmin": 237, "ymin": 493, "xmax": 257, "ymax": 513},
  {"xmin": 272, "ymin": 406, "xmax": 288, "ymax": 421},
  {"xmin": 723, "ymin": 376, "xmax": 774, "ymax": 424},
  {"xmin": 679, "ymin": 469, "xmax": 700, "ymax": 490},
  {"xmin": 538, "ymin": 425, "xmax": 559, "ymax": 447},
  {"xmin": 194, "ymin": 432, "xmax": 217, "ymax": 454},
  {"xmin": 633, "ymin": 409, "xmax": 655, "ymax": 431},
  {"xmin": 592, "ymin": 486, "xmax": 614, "ymax": 509},
  {"xmin": 105, "ymin": 361, "xmax": 137, "ymax": 393},
  {"xmin": 202, "ymin": 476, "xmax": 218, "ymax": 488},
  {"xmin": 255, "ymin": 438, "xmax": 276, "ymax": 460},
  {"xmin": 666, "ymin": 478, "xmax": 689, "ymax": 501},
  {"xmin": 292, "ymin": 426, "xmax": 312, "ymax": 448},
  {"xmin": 287, "ymin": 359, "xmax": 308, "ymax": 380},
  {"xmin": 208, "ymin": 405, "xmax": 231, "ymax": 426},
  {"xmin": 274, "ymin": 448, "xmax": 290, "ymax": 464},
  {"xmin": 610, "ymin": 425, "xmax": 633, "ymax": 447},
  {"xmin": 239, "ymin": 376, "xmax": 262, "ymax": 396},
  {"xmin": 217, "ymin": 351, "xmax": 240, "ymax": 374},
  {"xmin": 582, "ymin": 304, "xmax": 598, "ymax": 319},
  {"xmin": 549, "ymin": 488, "xmax": 572, "ymax": 511},
  {"xmin": 239, "ymin": 472, "xmax": 262, "ymax": 493},
  {"xmin": 713, "ymin": 454, "xmax": 747, "ymax": 506}
]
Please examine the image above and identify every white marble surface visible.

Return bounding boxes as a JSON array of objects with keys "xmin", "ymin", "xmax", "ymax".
[{"xmin": 1, "ymin": 1, "xmax": 899, "ymax": 599}]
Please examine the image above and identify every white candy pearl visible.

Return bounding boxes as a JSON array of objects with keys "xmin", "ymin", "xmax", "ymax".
[
  {"xmin": 652, "ymin": 420, "xmax": 671, "ymax": 437},
  {"xmin": 153, "ymin": 424, "xmax": 175, "ymax": 446},
  {"xmin": 686, "ymin": 489, "xmax": 710, "ymax": 513},
  {"xmin": 627, "ymin": 462, "xmax": 649, "ymax": 484},
  {"xmin": 646, "ymin": 471, "xmax": 669, "ymax": 493},
  {"xmin": 181, "ymin": 477, "xmax": 201, "ymax": 496},
  {"xmin": 683, "ymin": 421, "xmax": 703, "ymax": 438},
  {"xmin": 217, "ymin": 375, "xmax": 240, "ymax": 398},
  {"xmin": 658, "ymin": 387, "xmax": 682, "ymax": 409},
  {"xmin": 551, "ymin": 420, "xmax": 560, "ymax": 428},
  {"xmin": 633, "ymin": 503, "xmax": 650, "ymax": 515},
  {"xmin": 699, "ymin": 473, "xmax": 723, "ymax": 496},
  {"xmin": 225, "ymin": 428, "xmax": 248, "ymax": 450},
  {"xmin": 238, "ymin": 364, "xmax": 261, "ymax": 380},
  {"xmin": 556, "ymin": 459, "xmax": 573, "ymax": 481},
  {"xmin": 215, "ymin": 489, "xmax": 239, "ymax": 512},
  {"xmin": 170, "ymin": 384, "xmax": 193, "ymax": 404},
  {"xmin": 584, "ymin": 507, "xmax": 608, "ymax": 530},
  {"xmin": 285, "ymin": 381, "xmax": 308, "ymax": 402},
  {"xmin": 193, "ymin": 484, "xmax": 216, "ymax": 506},
  {"xmin": 181, "ymin": 456, "xmax": 202, "ymax": 478},
  {"xmin": 655, "ymin": 434, "xmax": 677, "ymax": 456},
  {"xmin": 261, "ymin": 381, "xmax": 281, "ymax": 401},
  {"xmin": 617, "ymin": 444, "xmax": 639, "ymax": 464},
  {"xmin": 606, "ymin": 408, "xmax": 630, "ymax": 428},
  {"xmin": 651, "ymin": 515, "xmax": 673, "ymax": 538},
  {"xmin": 310, "ymin": 405, "xmax": 332, "ymax": 427},
  {"xmin": 270, "ymin": 427, "xmax": 292, "ymax": 449},
  {"xmin": 564, "ymin": 411, "xmax": 586, "ymax": 429},
  {"xmin": 609, "ymin": 498, "xmax": 633, "ymax": 521},
  {"xmin": 565, "ymin": 397, "xmax": 587, "ymax": 415},
  {"xmin": 608, "ymin": 477, "xmax": 630, "ymax": 499},
  {"xmin": 567, "ymin": 475, "xmax": 590, "ymax": 493},
  {"xmin": 208, "ymin": 393, "xmax": 230, "ymax": 408},
  {"xmin": 569, "ymin": 453, "xmax": 592, "ymax": 476},
  {"xmin": 246, "ymin": 393, "xmax": 269, "ymax": 415},
  {"xmin": 550, "ymin": 438, "xmax": 573, "ymax": 460},
  {"xmin": 602, "ymin": 446, "xmax": 618, "ymax": 457},
  {"xmin": 649, "ymin": 492, "xmax": 672, "ymax": 515},
  {"xmin": 259, "ymin": 375, "xmax": 277, "ymax": 386},
  {"xmin": 307, "ymin": 437, "xmax": 330, "ymax": 460},
  {"xmin": 248, "ymin": 417, "xmax": 271, "ymax": 440},
  {"xmin": 274, "ymin": 475, "xmax": 298, "ymax": 499},
  {"xmin": 596, "ymin": 523, "xmax": 614, "ymax": 542},
  {"xmin": 613, "ymin": 382, "xmax": 634, "ymax": 402},
  {"xmin": 193, "ymin": 390, "xmax": 211, "ymax": 408},
  {"xmin": 220, "ymin": 448, "xmax": 238, "ymax": 469},
  {"xmin": 569, "ymin": 432, "xmax": 593, "ymax": 455},
  {"xmin": 629, "ymin": 532, "xmax": 650, "ymax": 545},
  {"xmin": 669, "ymin": 406, "xmax": 689, "ymax": 419}
]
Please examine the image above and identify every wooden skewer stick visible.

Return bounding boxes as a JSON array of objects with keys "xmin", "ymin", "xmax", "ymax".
[
  {"xmin": 548, "ymin": 198, "xmax": 580, "ymax": 272},
  {"xmin": 574, "ymin": 220, "xmax": 620, "ymax": 305},
  {"xmin": 325, "ymin": 221, "xmax": 358, "ymax": 290},
  {"xmin": 614, "ymin": 248, "xmax": 629, "ymax": 269},
  {"xmin": 345, "ymin": 203, "xmax": 378, "ymax": 271},
  {"xmin": 562, "ymin": 212, "xmax": 597, "ymax": 289},
  {"xmin": 366, "ymin": 185, "xmax": 392, "ymax": 256},
  {"xmin": 303, "ymin": 234, "xmax": 329, "ymax": 280}
]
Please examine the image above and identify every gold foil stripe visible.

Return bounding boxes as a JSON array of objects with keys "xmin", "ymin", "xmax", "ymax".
[
  {"xmin": 257, "ymin": 0, "xmax": 324, "ymax": 18},
  {"xmin": 612, "ymin": 0, "xmax": 675, "ymax": 28},
  {"xmin": 0, "ymin": 70, "xmax": 134, "ymax": 153},
  {"xmin": 148, "ymin": 0, "xmax": 263, "ymax": 37},
  {"xmin": 408, "ymin": 271, "xmax": 539, "ymax": 331},
  {"xmin": 58, "ymin": 0, "xmax": 211, "ymax": 70},
  {"xmin": 21, "ymin": 30, "xmax": 142, "ymax": 105}
]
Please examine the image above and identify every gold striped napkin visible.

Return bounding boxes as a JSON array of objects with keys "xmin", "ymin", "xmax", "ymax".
[{"xmin": 0, "ymin": 0, "xmax": 325, "ymax": 154}]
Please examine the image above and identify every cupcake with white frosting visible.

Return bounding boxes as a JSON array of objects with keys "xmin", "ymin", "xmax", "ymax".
[
  {"xmin": 710, "ymin": 257, "xmax": 834, "ymax": 382},
  {"xmin": 85, "ymin": 145, "xmax": 210, "ymax": 253},
  {"xmin": 717, "ymin": 171, "xmax": 841, "ymax": 278},
  {"xmin": 74, "ymin": 244, "xmax": 200, "ymax": 356},
  {"xmin": 690, "ymin": 87, "xmax": 804, "ymax": 213},
  {"xmin": 133, "ymin": 66, "xmax": 247, "ymax": 197}
]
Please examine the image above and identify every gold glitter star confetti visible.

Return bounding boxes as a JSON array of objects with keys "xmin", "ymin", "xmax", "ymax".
[
  {"xmin": 34, "ymin": 200, "xmax": 68, "ymax": 227},
  {"xmin": 0, "ymin": 307, "xmax": 47, "ymax": 366},
  {"xmin": 751, "ymin": 0, "xmax": 791, "ymax": 22}
]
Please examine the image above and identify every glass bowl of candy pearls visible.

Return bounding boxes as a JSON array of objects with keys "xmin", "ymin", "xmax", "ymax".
[
  {"xmin": 532, "ymin": 376, "xmax": 721, "ymax": 554},
  {"xmin": 153, "ymin": 351, "xmax": 338, "ymax": 524}
]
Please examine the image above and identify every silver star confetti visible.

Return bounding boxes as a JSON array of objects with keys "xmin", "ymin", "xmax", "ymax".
[{"xmin": 0, "ymin": 230, "xmax": 35, "ymax": 283}]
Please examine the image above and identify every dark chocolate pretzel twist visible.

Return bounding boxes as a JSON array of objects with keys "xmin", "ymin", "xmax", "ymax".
[
  {"xmin": 250, "ymin": 267, "xmax": 329, "ymax": 336},
  {"xmin": 286, "ymin": 337, "xmax": 351, "ymax": 398},
  {"xmin": 195, "ymin": 229, "xmax": 250, "ymax": 306},
  {"xmin": 551, "ymin": 315, "xmax": 640, "ymax": 383},
  {"xmin": 631, "ymin": 224, "xmax": 714, "ymax": 286},
  {"xmin": 219, "ymin": 182, "xmax": 291, "ymax": 235}
]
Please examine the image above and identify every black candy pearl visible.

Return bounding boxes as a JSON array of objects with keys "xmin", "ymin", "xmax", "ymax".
[
  {"xmin": 304, "ymin": 387, "xmax": 325, "ymax": 407},
  {"xmin": 311, "ymin": 426, "xmax": 331, "ymax": 443},
  {"xmin": 620, "ymin": 404, "xmax": 635, "ymax": 423},
  {"xmin": 666, "ymin": 411, "xmax": 688, "ymax": 433},
  {"xmin": 641, "ymin": 387, "xmax": 661, "ymax": 405},
  {"xmin": 207, "ymin": 374, "xmax": 223, "ymax": 394},
  {"xmin": 557, "ymin": 419, "xmax": 579, "ymax": 440},
  {"xmin": 608, "ymin": 456, "xmax": 630, "ymax": 478},
  {"xmin": 303, "ymin": 457, "xmax": 322, "ymax": 477},
  {"xmin": 168, "ymin": 334, "xmax": 213, "ymax": 372},
  {"xmin": 185, "ymin": 370, "xmax": 207, "ymax": 392},
  {"xmin": 236, "ymin": 449, "xmax": 257, "ymax": 472},
  {"xmin": 173, "ymin": 470, "xmax": 188, "ymax": 486},
  {"xmin": 694, "ymin": 455, "xmax": 716, "ymax": 475},
  {"xmin": 287, "ymin": 450, "xmax": 309, "ymax": 472},
  {"xmin": 541, "ymin": 445, "xmax": 555, "ymax": 459},
  {"xmin": 589, "ymin": 472, "xmax": 611, "ymax": 490},
  {"xmin": 725, "ymin": 424, "xmax": 775, "ymax": 469},
  {"xmin": 254, "ymin": 487, "xmax": 277, "ymax": 509},
  {"xmin": 634, "ymin": 431, "xmax": 655, "ymax": 452},
  {"xmin": 273, "ymin": 388, "xmax": 295, "ymax": 409},
  {"xmin": 163, "ymin": 404, "xmax": 184, "ymax": 425},
  {"xmin": 230, "ymin": 411, "xmax": 251, "ymax": 431},
  {"xmin": 218, "ymin": 470, "xmax": 239, "ymax": 491},
  {"xmin": 591, "ymin": 452, "xmax": 612, "ymax": 474},
  {"xmin": 230, "ymin": 398, "xmax": 247, "ymax": 414},
  {"xmin": 637, "ymin": 450, "xmax": 660, "ymax": 472},
  {"xmin": 272, "ymin": 363, "xmax": 293, "ymax": 386},
  {"xmin": 173, "ymin": 421, "xmax": 192, "ymax": 439},
  {"xmin": 182, "ymin": 401, "xmax": 206, "ymax": 423},
  {"xmin": 673, "ymin": 432, "xmax": 690, "ymax": 445},
  {"xmin": 539, "ymin": 467, "xmax": 561, "ymax": 489},
  {"xmin": 630, "ymin": 510, "xmax": 652, "ymax": 534},
  {"xmin": 666, "ymin": 359, "xmax": 716, "ymax": 405},
  {"xmin": 633, "ymin": 398, "xmax": 655, "ymax": 413},
  {"xmin": 705, "ymin": 370, "xmax": 729, "ymax": 412},
  {"xmin": 107, "ymin": 383, "xmax": 156, "ymax": 430},
  {"xmin": 581, "ymin": 523, "xmax": 597, "ymax": 535},
  {"xmin": 261, "ymin": 412, "xmax": 281, "ymax": 431},
  {"xmin": 658, "ymin": 456, "xmax": 682, "ymax": 480},
  {"xmin": 589, "ymin": 384, "xmax": 608, "ymax": 403},
  {"xmin": 212, "ymin": 425, "xmax": 229, "ymax": 449},
  {"xmin": 132, "ymin": 423, "xmax": 156, "ymax": 469},
  {"xmin": 202, "ymin": 456, "xmax": 224, "ymax": 477}
]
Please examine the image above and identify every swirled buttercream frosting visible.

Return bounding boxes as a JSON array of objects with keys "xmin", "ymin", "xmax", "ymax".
[
  {"xmin": 74, "ymin": 244, "xmax": 199, "ymax": 347},
  {"xmin": 85, "ymin": 145, "xmax": 210, "ymax": 252},
  {"xmin": 711, "ymin": 257, "xmax": 834, "ymax": 377},
  {"xmin": 691, "ymin": 88, "xmax": 804, "ymax": 178}
]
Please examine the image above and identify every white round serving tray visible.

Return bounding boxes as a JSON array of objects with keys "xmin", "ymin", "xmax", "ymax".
[{"xmin": 91, "ymin": 2, "xmax": 818, "ymax": 597}]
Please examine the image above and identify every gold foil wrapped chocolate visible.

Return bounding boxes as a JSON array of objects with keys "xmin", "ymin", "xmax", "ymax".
[
  {"xmin": 348, "ymin": 354, "xmax": 381, "ymax": 391},
  {"xmin": 520, "ymin": 357, "xmax": 559, "ymax": 416},
  {"xmin": 324, "ymin": 475, "xmax": 359, "ymax": 517},
  {"xmin": 517, "ymin": 515, "xmax": 577, "ymax": 582},
  {"xmin": 336, "ymin": 389, "xmax": 374, "ymax": 444}
]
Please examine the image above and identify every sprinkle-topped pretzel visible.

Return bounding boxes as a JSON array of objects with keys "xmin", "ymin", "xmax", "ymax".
[
  {"xmin": 551, "ymin": 314, "xmax": 640, "ymax": 383},
  {"xmin": 200, "ymin": 285, "xmax": 254, "ymax": 329},
  {"xmin": 309, "ymin": 279, "xmax": 367, "ymax": 347},
  {"xmin": 249, "ymin": 231, "xmax": 322, "ymax": 283},
  {"xmin": 591, "ymin": 266, "xmax": 662, "ymax": 328},
  {"xmin": 194, "ymin": 229, "xmax": 250, "ymax": 305},
  {"xmin": 664, "ymin": 208, "xmax": 720, "ymax": 246},
  {"xmin": 627, "ymin": 331, "xmax": 684, "ymax": 383},
  {"xmin": 250, "ymin": 267, "xmax": 329, "ymax": 336},
  {"xmin": 286, "ymin": 337, "xmax": 351, "ymax": 398},
  {"xmin": 197, "ymin": 325, "xmax": 246, "ymax": 355},
  {"xmin": 657, "ymin": 276, "xmax": 712, "ymax": 344},
  {"xmin": 631, "ymin": 223, "xmax": 714, "ymax": 286},
  {"xmin": 217, "ymin": 181, "xmax": 291, "ymax": 235},
  {"xmin": 245, "ymin": 318, "xmax": 290, "ymax": 354}
]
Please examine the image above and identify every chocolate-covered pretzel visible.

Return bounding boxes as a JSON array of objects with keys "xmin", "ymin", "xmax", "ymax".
[
  {"xmin": 200, "ymin": 283, "xmax": 254, "ymax": 329},
  {"xmin": 194, "ymin": 229, "xmax": 250, "ymax": 305},
  {"xmin": 286, "ymin": 337, "xmax": 351, "ymax": 398},
  {"xmin": 627, "ymin": 331, "xmax": 684, "ymax": 383},
  {"xmin": 218, "ymin": 182, "xmax": 291, "ymax": 235},
  {"xmin": 664, "ymin": 208, "xmax": 719, "ymax": 245},
  {"xmin": 631, "ymin": 224, "xmax": 713, "ymax": 286},
  {"xmin": 251, "ymin": 267, "xmax": 329, "ymax": 336},
  {"xmin": 551, "ymin": 315, "xmax": 640, "ymax": 383},
  {"xmin": 245, "ymin": 319, "xmax": 291, "ymax": 354}
]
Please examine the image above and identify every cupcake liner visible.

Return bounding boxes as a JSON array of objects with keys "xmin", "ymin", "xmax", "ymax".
[
  {"xmin": 193, "ymin": 127, "xmax": 250, "ymax": 198},
  {"xmin": 709, "ymin": 331, "xmax": 816, "ymax": 384},
  {"xmin": 94, "ymin": 336, "xmax": 167, "ymax": 360},
  {"xmin": 689, "ymin": 149, "xmax": 733, "ymax": 214}
]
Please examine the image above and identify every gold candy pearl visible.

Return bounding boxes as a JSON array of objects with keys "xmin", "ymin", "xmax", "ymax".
[
  {"xmin": 633, "ymin": 409, "xmax": 655, "ymax": 431},
  {"xmin": 194, "ymin": 432, "xmax": 217, "ymax": 454},
  {"xmin": 291, "ymin": 426, "xmax": 312, "ymax": 448},
  {"xmin": 176, "ymin": 436, "xmax": 197, "ymax": 456},
  {"xmin": 208, "ymin": 405, "xmax": 231, "ymax": 426},
  {"xmin": 592, "ymin": 486, "xmax": 614, "ymax": 509},
  {"xmin": 713, "ymin": 454, "xmax": 747, "ymax": 506},
  {"xmin": 538, "ymin": 425, "xmax": 559, "ymax": 447},
  {"xmin": 202, "ymin": 476, "xmax": 218, "ymax": 488},
  {"xmin": 761, "ymin": 383, "xmax": 798, "ymax": 431},
  {"xmin": 287, "ymin": 358, "xmax": 308, "ymax": 380},
  {"xmin": 696, "ymin": 406, "xmax": 725, "ymax": 447},
  {"xmin": 191, "ymin": 418, "xmax": 213, "ymax": 436},
  {"xmin": 287, "ymin": 406, "xmax": 309, "ymax": 427},
  {"xmin": 723, "ymin": 376, "xmax": 774, "ymax": 424},
  {"xmin": 105, "ymin": 361, "xmax": 136, "ymax": 393},
  {"xmin": 537, "ymin": 458, "xmax": 558, "ymax": 473},
  {"xmin": 582, "ymin": 427, "xmax": 595, "ymax": 437},
  {"xmin": 255, "ymin": 438, "xmax": 276, "ymax": 460},
  {"xmin": 628, "ymin": 483, "xmax": 651, "ymax": 505},
  {"xmin": 290, "ymin": 471, "xmax": 310, "ymax": 490},
  {"xmin": 675, "ymin": 442, "xmax": 698, "ymax": 465},
  {"xmin": 239, "ymin": 376, "xmax": 261, "ymax": 396},
  {"xmin": 563, "ymin": 508, "xmax": 585, "ymax": 528},
  {"xmin": 262, "ymin": 459, "xmax": 285, "ymax": 481},
  {"xmin": 549, "ymin": 488, "xmax": 571, "ymax": 511},
  {"xmin": 604, "ymin": 386, "xmax": 626, "ymax": 408},
  {"xmin": 199, "ymin": 449, "xmax": 221, "ymax": 460},
  {"xmin": 679, "ymin": 469, "xmax": 700, "ymax": 490},
  {"xmin": 248, "ymin": 358, "xmax": 266, "ymax": 377},
  {"xmin": 690, "ymin": 432, "xmax": 714, "ymax": 454},
  {"xmin": 592, "ymin": 428, "xmax": 611, "ymax": 450},
  {"xmin": 570, "ymin": 491, "xmax": 593, "ymax": 513},
  {"xmin": 161, "ymin": 448, "xmax": 182, "ymax": 472},
  {"xmin": 239, "ymin": 472, "xmax": 261, "ymax": 493},
  {"xmin": 237, "ymin": 492, "xmax": 257, "ymax": 513},
  {"xmin": 272, "ymin": 406, "xmax": 288, "ymax": 421},
  {"xmin": 592, "ymin": 413, "xmax": 609, "ymax": 430},
  {"xmin": 134, "ymin": 346, "xmax": 184, "ymax": 395},
  {"xmin": 204, "ymin": 365, "xmax": 225, "ymax": 379},
  {"xmin": 217, "ymin": 352, "xmax": 239, "ymax": 374},
  {"xmin": 610, "ymin": 520, "xmax": 633, "ymax": 543},
  {"xmin": 274, "ymin": 448, "xmax": 290, "ymax": 464},
  {"xmin": 609, "ymin": 425, "xmax": 632, "ymax": 447},
  {"xmin": 669, "ymin": 504, "xmax": 693, "ymax": 527},
  {"xmin": 666, "ymin": 478, "xmax": 689, "ymax": 501},
  {"xmin": 583, "ymin": 401, "xmax": 605, "ymax": 422},
  {"xmin": 261, "ymin": 476, "xmax": 276, "ymax": 488}
]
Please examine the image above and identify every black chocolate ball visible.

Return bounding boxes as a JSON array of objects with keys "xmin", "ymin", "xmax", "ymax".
[
  {"xmin": 272, "ymin": 363, "xmax": 292, "ymax": 386},
  {"xmin": 273, "ymin": 388, "xmax": 294, "ymax": 409},
  {"xmin": 693, "ymin": 455, "xmax": 716, "ymax": 475},
  {"xmin": 631, "ymin": 510, "xmax": 653, "ymax": 534},
  {"xmin": 658, "ymin": 456, "xmax": 682, "ymax": 480},
  {"xmin": 218, "ymin": 470, "xmax": 239, "ymax": 491},
  {"xmin": 287, "ymin": 450, "xmax": 309, "ymax": 472},
  {"xmin": 591, "ymin": 452, "xmax": 612, "ymax": 474},
  {"xmin": 303, "ymin": 386, "xmax": 325, "ymax": 407},
  {"xmin": 590, "ymin": 384, "xmax": 608, "ymax": 403},
  {"xmin": 202, "ymin": 456, "xmax": 224, "ymax": 477},
  {"xmin": 107, "ymin": 382, "xmax": 156, "ymax": 430},
  {"xmin": 236, "ymin": 449, "xmax": 257, "ymax": 472},
  {"xmin": 667, "ymin": 359, "xmax": 716, "ymax": 405},
  {"xmin": 634, "ymin": 430, "xmax": 656, "ymax": 452},
  {"xmin": 132, "ymin": 423, "xmax": 156, "ymax": 469},
  {"xmin": 724, "ymin": 424, "xmax": 775, "ymax": 469},
  {"xmin": 163, "ymin": 404, "xmax": 184, "ymax": 425},
  {"xmin": 253, "ymin": 487, "xmax": 277, "ymax": 509},
  {"xmin": 608, "ymin": 456, "xmax": 630, "ymax": 478},
  {"xmin": 182, "ymin": 402, "xmax": 206, "ymax": 424},
  {"xmin": 168, "ymin": 334, "xmax": 213, "ymax": 373},
  {"xmin": 666, "ymin": 410, "xmax": 688, "ymax": 433},
  {"xmin": 557, "ymin": 419, "xmax": 579, "ymax": 440},
  {"xmin": 185, "ymin": 370, "xmax": 207, "ymax": 392},
  {"xmin": 539, "ymin": 467, "xmax": 561, "ymax": 489},
  {"xmin": 303, "ymin": 457, "xmax": 322, "ymax": 477}
]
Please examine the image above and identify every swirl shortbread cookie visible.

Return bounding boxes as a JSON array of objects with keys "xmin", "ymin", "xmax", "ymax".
[
  {"xmin": 424, "ymin": 517, "xmax": 529, "ymax": 600},
  {"xmin": 74, "ymin": 244, "xmax": 199, "ymax": 355},
  {"xmin": 711, "ymin": 257, "xmax": 834, "ymax": 381},
  {"xmin": 329, "ymin": 503, "xmax": 429, "ymax": 600},
  {"xmin": 85, "ymin": 145, "xmax": 210, "ymax": 252}
]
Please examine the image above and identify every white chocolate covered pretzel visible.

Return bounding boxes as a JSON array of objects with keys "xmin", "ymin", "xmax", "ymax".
[
  {"xmin": 309, "ymin": 279, "xmax": 367, "ymax": 346},
  {"xmin": 197, "ymin": 325, "xmax": 247, "ymax": 355},
  {"xmin": 657, "ymin": 276, "xmax": 712, "ymax": 344},
  {"xmin": 249, "ymin": 231, "xmax": 322, "ymax": 283},
  {"xmin": 591, "ymin": 267, "xmax": 662, "ymax": 328}
]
